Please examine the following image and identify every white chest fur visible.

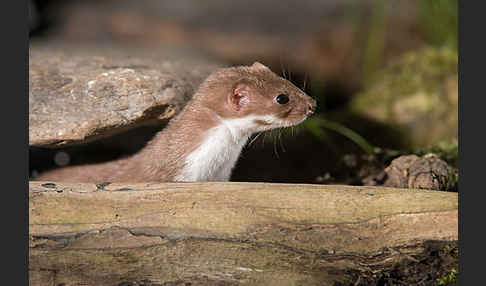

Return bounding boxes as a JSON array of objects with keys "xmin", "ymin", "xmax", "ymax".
[{"xmin": 174, "ymin": 115, "xmax": 279, "ymax": 182}]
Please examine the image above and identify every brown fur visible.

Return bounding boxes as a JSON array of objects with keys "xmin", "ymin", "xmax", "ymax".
[{"xmin": 34, "ymin": 62, "xmax": 316, "ymax": 183}]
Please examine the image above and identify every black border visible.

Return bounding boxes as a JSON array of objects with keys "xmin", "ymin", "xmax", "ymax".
[
  {"xmin": 458, "ymin": 0, "xmax": 473, "ymax": 285},
  {"xmin": 3, "ymin": 0, "xmax": 28, "ymax": 284}
]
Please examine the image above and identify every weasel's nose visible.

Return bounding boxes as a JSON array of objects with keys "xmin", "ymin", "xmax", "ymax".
[{"xmin": 307, "ymin": 98, "xmax": 317, "ymax": 115}]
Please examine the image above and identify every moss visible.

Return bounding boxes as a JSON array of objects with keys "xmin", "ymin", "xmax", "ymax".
[
  {"xmin": 418, "ymin": 0, "xmax": 458, "ymax": 51},
  {"xmin": 352, "ymin": 46, "xmax": 458, "ymax": 149},
  {"xmin": 436, "ymin": 243, "xmax": 459, "ymax": 285},
  {"xmin": 414, "ymin": 139, "xmax": 458, "ymax": 168},
  {"xmin": 437, "ymin": 268, "xmax": 458, "ymax": 285},
  {"xmin": 356, "ymin": 46, "xmax": 457, "ymax": 109}
]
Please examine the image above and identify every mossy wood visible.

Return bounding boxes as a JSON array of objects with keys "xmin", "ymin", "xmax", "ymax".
[{"xmin": 29, "ymin": 181, "xmax": 458, "ymax": 285}]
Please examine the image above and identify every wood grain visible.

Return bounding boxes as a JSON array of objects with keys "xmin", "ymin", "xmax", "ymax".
[{"xmin": 29, "ymin": 181, "xmax": 458, "ymax": 285}]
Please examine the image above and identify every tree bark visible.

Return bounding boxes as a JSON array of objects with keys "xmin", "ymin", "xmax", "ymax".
[{"xmin": 29, "ymin": 181, "xmax": 458, "ymax": 285}]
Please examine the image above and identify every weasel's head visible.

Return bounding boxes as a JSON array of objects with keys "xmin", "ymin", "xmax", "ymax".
[{"xmin": 200, "ymin": 62, "xmax": 316, "ymax": 134}]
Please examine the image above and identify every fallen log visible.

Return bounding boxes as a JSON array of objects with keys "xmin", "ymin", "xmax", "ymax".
[{"xmin": 29, "ymin": 181, "xmax": 458, "ymax": 285}]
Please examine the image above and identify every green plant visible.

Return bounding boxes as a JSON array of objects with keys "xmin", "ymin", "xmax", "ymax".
[
  {"xmin": 362, "ymin": 0, "xmax": 390, "ymax": 86},
  {"xmin": 360, "ymin": 0, "xmax": 458, "ymax": 86},
  {"xmin": 414, "ymin": 139, "xmax": 458, "ymax": 168},
  {"xmin": 437, "ymin": 267, "xmax": 458, "ymax": 285},
  {"xmin": 302, "ymin": 117, "xmax": 376, "ymax": 155},
  {"xmin": 419, "ymin": 0, "xmax": 458, "ymax": 51}
]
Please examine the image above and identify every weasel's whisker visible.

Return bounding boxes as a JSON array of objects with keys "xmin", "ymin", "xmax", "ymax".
[
  {"xmin": 278, "ymin": 129, "xmax": 286, "ymax": 153},
  {"xmin": 247, "ymin": 132, "xmax": 262, "ymax": 148},
  {"xmin": 262, "ymin": 131, "xmax": 268, "ymax": 148},
  {"xmin": 279, "ymin": 55, "xmax": 287, "ymax": 79},
  {"xmin": 273, "ymin": 131, "xmax": 280, "ymax": 159}
]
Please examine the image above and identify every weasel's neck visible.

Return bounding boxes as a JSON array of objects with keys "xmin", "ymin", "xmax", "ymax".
[
  {"xmin": 173, "ymin": 115, "xmax": 254, "ymax": 182},
  {"xmin": 131, "ymin": 102, "xmax": 263, "ymax": 182}
]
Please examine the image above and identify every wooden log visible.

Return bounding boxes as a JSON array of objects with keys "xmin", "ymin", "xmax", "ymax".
[{"xmin": 29, "ymin": 181, "xmax": 458, "ymax": 285}]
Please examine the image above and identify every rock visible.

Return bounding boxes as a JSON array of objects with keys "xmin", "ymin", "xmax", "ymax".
[
  {"xmin": 384, "ymin": 154, "xmax": 458, "ymax": 192},
  {"xmin": 416, "ymin": 139, "xmax": 458, "ymax": 168},
  {"xmin": 29, "ymin": 43, "xmax": 221, "ymax": 147},
  {"xmin": 314, "ymin": 149, "xmax": 458, "ymax": 192},
  {"xmin": 351, "ymin": 47, "xmax": 458, "ymax": 148}
]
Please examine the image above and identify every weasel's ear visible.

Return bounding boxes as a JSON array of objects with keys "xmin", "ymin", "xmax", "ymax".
[
  {"xmin": 251, "ymin": 62, "xmax": 270, "ymax": 72},
  {"xmin": 230, "ymin": 82, "xmax": 250, "ymax": 111}
]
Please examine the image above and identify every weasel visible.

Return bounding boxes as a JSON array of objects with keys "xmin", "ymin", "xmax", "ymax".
[{"xmin": 34, "ymin": 62, "xmax": 316, "ymax": 183}]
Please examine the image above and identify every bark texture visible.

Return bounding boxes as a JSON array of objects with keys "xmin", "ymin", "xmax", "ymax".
[{"xmin": 29, "ymin": 181, "xmax": 458, "ymax": 285}]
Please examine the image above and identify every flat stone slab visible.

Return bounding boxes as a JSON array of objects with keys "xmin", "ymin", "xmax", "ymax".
[{"xmin": 29, "ymin": 43, "xmax": 221, "ymax": 147}]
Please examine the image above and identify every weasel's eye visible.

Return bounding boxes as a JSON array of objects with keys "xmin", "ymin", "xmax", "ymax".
[{"xmin": 275, "ymin": 94, "xmax": 289, "ymax": 104}]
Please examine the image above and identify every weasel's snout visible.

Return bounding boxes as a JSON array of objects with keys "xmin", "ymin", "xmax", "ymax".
[{"xmin": 306, "ymin": 97, "xmax": 317, "ymax": 116}]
